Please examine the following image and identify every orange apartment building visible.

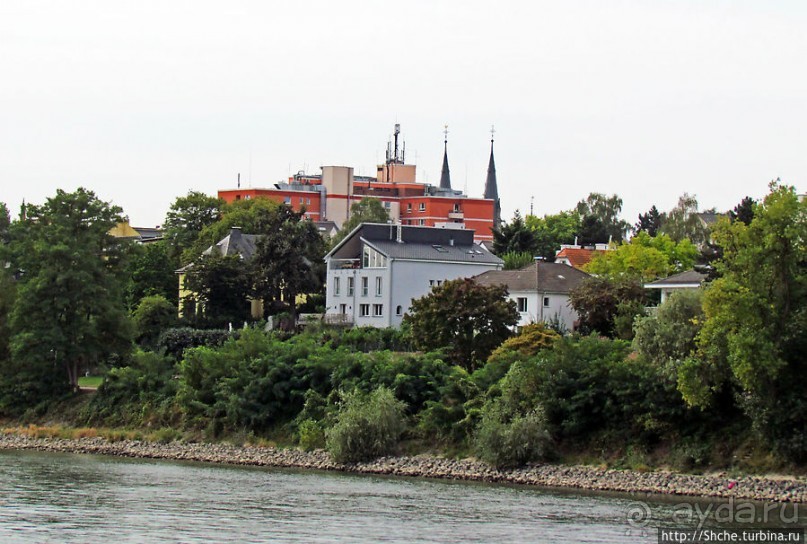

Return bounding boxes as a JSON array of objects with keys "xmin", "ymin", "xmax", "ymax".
[{"xmin": 217, "ymin": 125, "xmax": 501, "ymax": 242}]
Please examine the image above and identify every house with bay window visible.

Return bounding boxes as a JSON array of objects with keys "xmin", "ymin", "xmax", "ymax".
[{"xmin": 324, "ymin": 223, "xmax": 503, "ymax": 328}]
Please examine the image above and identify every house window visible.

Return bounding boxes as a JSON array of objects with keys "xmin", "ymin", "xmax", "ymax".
[
  {"xmin": 299, "ymin": 198, "xmax": 304, "ymax": 205},
  {"xmin": 373, "ymin": 304, "xmax": 383, "ymax": 317},
  {"xmin": 544, "ymin": 297, "xmax": 550, "ymax": 307},
  {"xmin": 235, "ymin": 195, "xmax": 241, "ymax": 200},
  {"xmin": 384, "ymin": 201, "xmax": 391, "ymax": 209},
  {"xmin": 517, "ymin": 297, "xmax": 528, "ymax": 313},
  {"xmin": 362, "ymin": 246, "xmax": 387, "ymax": 268},
  {"xmin": 419, "ymin": 219, "xmax": 425, "ymax": 226},
  {"xmin": 452, "ymin": 203, "xmax": 461, "ymax": 212},
  {"xmin": 396, "ymin": 305, "xmax": 403, "ymax": 316},
  {"xmin": 361, "ymin": 276, "xmax": 368, "ymax": 296},
  {"xmin": 419, "ymin": 203, "xmax": 426, "ymax": 212},
  {"xmin": 347, "ymin": 277, "xmax": 354, "ymax": 296},
  {"xmin": 375, "ymin": 277, "xmax": 382, "ymax": 296},
  {"xmin": 333, "ymin": 277, "xmax": 340, "ymax": 296},
  {"xmin": 359, "ymin": 304, "xmax": 370, "ymax": 317},
  {"xmin": 245, "ymin": 195, "xmax": 251, "ymax": 200},
  {"xmin": 429, "ymin": 280, "xmax": 435, "ymax": 287},
  {"xmin": 339, "ymin": 304, "xmax": 347, "ymax": 315},
  {"xmin": 284, "ymin": 196, "xmax": 291, "ymax": 204},
  {"xmin": 306, "ymin": 198, "xmax": 311, "ymax": 205},
  {"xmin": 407, "ymin": 203, "xmax": 412, "ymax": 213}
]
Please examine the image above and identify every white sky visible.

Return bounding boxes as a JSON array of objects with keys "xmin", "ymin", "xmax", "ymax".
[{"xmin": 1, "ymin": 0, "xmax": 805, "ymax": 228}]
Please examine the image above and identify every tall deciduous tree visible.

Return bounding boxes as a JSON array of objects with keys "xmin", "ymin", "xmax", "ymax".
[
  {"xmin": 126, "ymin": 241, "xmax": 179, "ymax": 307},
  {"xmin": 660, "ymin": 193, "xmax": 709, "ymax": 245},
  {"xmin": 163, "ymin": 191, "xmax": 224, "ymax": 264},
  {"xmin": 183, "ymin": 253, "xmax": 252, "ymax": 328},
  {"xmin": 251, "ymin": 206, "xmax": 326, "ymax": 324},
  {"xmin": 403, "ymin": 278, "xmax": 518, "ymax": 371},
  {"xmin": 330, "ymin": 198, "xmax": 390, "ymax": 247},
  {"xmin": 525, "ymin": 211, "xmax": 580, "ymax": 261},
  {"xmin": 584, "ymin": 232, "xmax": 698, "ymax": 282},
  {"xmin": 575, "ymin": 193, "xmax": 631, "ymax": 242},
  {"xmin": 2, "ymin": 189, "xmax": 133, "ymax": 405},
  {"xmin": 187, "ymin": 197, "xmax": 281, "ymax": 260},
  {"xmin": 678, "ymin": 183, "xmax": 807, "ymax": 459}
]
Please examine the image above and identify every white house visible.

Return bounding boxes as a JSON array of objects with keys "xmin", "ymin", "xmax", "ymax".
[
  {"xmin": 474, "ymin": 261, "xmax": 590, "ymax": 331},
  {"xmin": 644, "ymin": 269, "xmax": 708, "ymax": 304},
  {"xmin": 324, "ymin": 223, "xmax": 503, "ymax": 328}
]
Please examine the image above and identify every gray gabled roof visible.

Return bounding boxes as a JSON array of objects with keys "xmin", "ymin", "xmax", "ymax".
[
  {"xmin": 201, "ymin": 227, "xmax": 259, "ymax": 260},
  {"xmin": 645, "ymin": 269, "xmax": 707, "ymax": 288},
  {"xmin": 326, "ymin": 223, "xmax": 501, "ymax": 265},
  {"xmin": 474, "ymin": 262, "xmax": 590, "ymax": 293},
  {"xmin": 367, "ymin": 239, "xmax": 501, "ymax": 265}
]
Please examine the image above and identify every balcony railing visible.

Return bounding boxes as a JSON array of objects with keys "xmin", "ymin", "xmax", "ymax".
[{"xmin": 448, "ymin": 211, "xmax": 464, "ymax": 219}]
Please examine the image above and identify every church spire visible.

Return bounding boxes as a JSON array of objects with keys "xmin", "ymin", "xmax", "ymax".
[
  {"xmin": 484, "ymin": 125, "xmax": 501, "ymax": 227},
  {"xmin": 439, "ymin": 124, "xmax": 452, "ymax": 190}
]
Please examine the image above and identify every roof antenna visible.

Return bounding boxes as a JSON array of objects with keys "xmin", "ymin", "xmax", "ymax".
[{"xmin": 237, "ymin": 173, "xmax": 241, "ymax": 189}]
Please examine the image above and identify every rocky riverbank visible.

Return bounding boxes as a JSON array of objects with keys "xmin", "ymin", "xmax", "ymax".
[{"xmin": 1, "ymin": 432, "xmax": 805, "ymax": 503}]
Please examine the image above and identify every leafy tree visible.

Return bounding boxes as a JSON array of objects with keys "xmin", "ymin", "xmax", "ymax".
[
  {"xmin": 633, "ymin": 290, "xmax": 704, "ymax": 370},
  {"xmin": 186, "ymin": 197, "xmax": 283, "ymax": 261},
  {"xmin": 575, "ymin": 193, "xmax": 630, "ymax": 242},
  {"xmin": 330, "ymin": 198, "xmax": 390, "ymax": 247},
  {"xmin": 0, "ymin": 268, "xmax": 15, "ymax": 365},
  {"xmin": 326, "ymin": 386, "xmax": 407, "ymax": 463},
  {"xmin": 126, "ymin": 241, "xmax": 179, "ymax": 307},
  {"xmin": 2, "ymin": 188, "xmax": 133, "ymax": 405},
  {"xmin": 660, "ymin": 193, "xmax": 709, "ymax": 245},
  {"xmin": 525, "ymin": 211, "xmax": 580, "ymax": 261},
  {"xmin": 182, "ymin": 254, "xmax": 252, "ymax": 328},
  {"xmin": 0, "ymin": 202, "xmax": 10, "ymax": 243},
  {"xmin": 729, "ymin": 196, "xmax": 755, "ymax": 225},
  {"xmin": 678, "ymin": 184, "xmax": 807, "ymax": 459},
  {"xmin": 636, "ymin": 205, "xmax": 663, "ymax": 236},
  {"xmin": 132, "ymin": 295, "xmax": 178, "ymax": 349},
  {"xmin": 569, "ymin": 277, "xmax": 647, "ymax": 338},
  {"xmin": 163, "ymin": 191, "xmax": 224, "ymax": 264},
  {"xmin": 251, "ymin": 205, "xmax": 326, "ymax": 323},
  {"xmin": 584, "ymin": 232, "xmax": 698, "ymax": 282},
  {"xmin": 492, "ymin": 211, "xmax": 537, "ymax": 255},
  {"xmin": 403, "ymin": 278, "xmax": 519, "ymax": 371}
]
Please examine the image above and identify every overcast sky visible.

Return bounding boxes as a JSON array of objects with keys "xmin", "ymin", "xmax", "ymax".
[{"xmin": 1, "ymin": 1, "xmax": 805, "ymax": 228}]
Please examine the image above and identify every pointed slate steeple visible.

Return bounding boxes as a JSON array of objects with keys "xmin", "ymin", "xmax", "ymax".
[
  {"xmin": 484, "ymin": 126, "xmax": 501, "ymax": 227},
  {"xmin": 439, "ymin": 125, "xmax": 452, "ymax": 190}
]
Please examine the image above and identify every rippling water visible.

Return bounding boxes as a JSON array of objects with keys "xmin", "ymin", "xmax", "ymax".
[{"xmin": 0, "ymin": 450, "xmax": 802, "ymax": 543}]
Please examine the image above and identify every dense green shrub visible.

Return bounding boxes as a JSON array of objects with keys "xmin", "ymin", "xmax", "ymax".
[
  {"xmin": 157, "ymin": 327, "xmax": 238, "ymax": 359},
  {"xmin": 87, "ymin": 350, "xmax": 178, "ymax": 426},
  {"xmin": 326, "ymin": 387, "xmax": 407, "ymax": 463},
  {"xmin": 297, "ymin": 419, "xmax": 326, "ymax": 451},
  {"xmin": 475, "ymin": 405, "xmax": 552, "ymax": 469},
  {"xmin": 133, "ymin": 295, "xmax": 177, "ymax": 349}
]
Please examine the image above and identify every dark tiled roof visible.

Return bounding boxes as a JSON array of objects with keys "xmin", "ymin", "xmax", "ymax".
[
  {"xmin": 474, "ymin": 262, "xmax": 590, "ymax": 293},
  {"xmin": 645, "ymin": 270, "xmax": 707, "ymax": 287},
  {"xmin": 368, "ymin": 239, "xmax": 502, "ymax": 265},
  {"xmin": 202, "ymin": 228, "xmax": 259, "ymax": 260}
]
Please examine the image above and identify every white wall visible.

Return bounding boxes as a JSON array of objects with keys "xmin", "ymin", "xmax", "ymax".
[
  {"xmin": 509, "ymin": 289, "xmax": 579, "ymax": 331},
  {"xmin": 325, "ymin": 257, "xmax": 502, "ymax": 329}
]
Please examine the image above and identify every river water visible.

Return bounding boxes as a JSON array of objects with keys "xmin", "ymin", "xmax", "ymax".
[{"xmin": 0, "ymin": 450, "xmax": 802, "ymax": 543}]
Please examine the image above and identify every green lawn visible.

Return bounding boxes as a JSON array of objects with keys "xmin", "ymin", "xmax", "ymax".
[{"xmin": 78, "ymin": 376, "xmax": 103, "ymax": 388}]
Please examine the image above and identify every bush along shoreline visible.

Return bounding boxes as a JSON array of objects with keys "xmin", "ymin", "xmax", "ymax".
[{"xmin": 1, "ymin": 430, "xmax": 805, "ymax": 503}]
